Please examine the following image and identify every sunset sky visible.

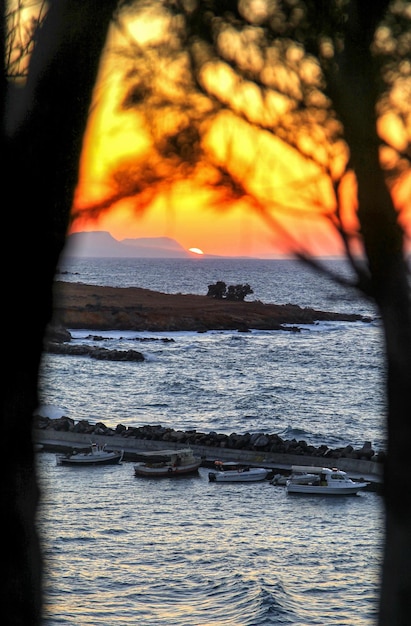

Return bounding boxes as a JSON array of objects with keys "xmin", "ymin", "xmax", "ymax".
[{"xmin": 70, "ymin": 4, "xmax": 411, "ymax": 259}]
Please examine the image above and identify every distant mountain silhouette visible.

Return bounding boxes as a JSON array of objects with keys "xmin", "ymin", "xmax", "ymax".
[{"xmin": 62, "ymin": 231, "xmax": 194, "ymax": 258}]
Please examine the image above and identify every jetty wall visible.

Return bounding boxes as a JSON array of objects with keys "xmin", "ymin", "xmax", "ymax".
[{"xmin": 34, "ymin": 428, "xmax": 383, "ymax": 484}]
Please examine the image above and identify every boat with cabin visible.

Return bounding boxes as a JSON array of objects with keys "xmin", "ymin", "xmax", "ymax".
[
  {"xmin": 56, "ymin": 443, "xmax": 123, "ymax": 466},
  {"xmin": 285, "ymin": 465, "xmax": 369, "ymax": 495}
]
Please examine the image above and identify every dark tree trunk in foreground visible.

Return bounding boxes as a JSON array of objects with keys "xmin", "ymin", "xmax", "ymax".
[
  {"xmin": 323, "ymin": 4, "xmax": 411, "ymax": 623},
  {"xmin": 2, "ymin": 2, "xmax": 117, "ymax": 623}
]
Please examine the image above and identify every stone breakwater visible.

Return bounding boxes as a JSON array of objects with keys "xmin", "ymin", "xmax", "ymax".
[{"xmin": 34, "ymin": 415, "xmax": 385, "ymax": 466}]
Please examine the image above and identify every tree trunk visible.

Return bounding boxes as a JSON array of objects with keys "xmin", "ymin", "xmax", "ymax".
[
  {"xmin": 3, "ymin": 2, "xmax": 117, "ymax": 623},
  {"xmin": 379, "ymin": 307, "xmax": 411, "ymax": 625},
  {"xmin": 323, "ymin": 3, "xmax": 411, "ymax": 622}
]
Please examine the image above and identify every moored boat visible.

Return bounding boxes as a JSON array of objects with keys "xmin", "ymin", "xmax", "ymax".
[
  {"xmin": 133, "ymin": 448, "xmax": 201, "ymax": 477},
  {"xmin": 56, "ymin": 443, "xmax": 123, "ymax": 466},
  {"xmin": 285, "ymin": 465, "xmax": 369, "ymax": 495},
  {"xmin": 208, "ymin": 461, "xmax": 269, "ymax": 482}
]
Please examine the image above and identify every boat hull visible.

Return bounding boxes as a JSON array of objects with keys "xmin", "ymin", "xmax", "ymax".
[
  {"xmin": 286, "ymin": 483, "xmax": 368, "ymax": 495},
  {"xmin": 208, "ymin": 468, "xmax": 268, "ymax": 482},
  {"xmin": 57, "ymin": 452, "xmax": 123, "ymax": 466},
  {"xmin": 134, "ymin": 461, "xmax": 201, "ymax": 477}
]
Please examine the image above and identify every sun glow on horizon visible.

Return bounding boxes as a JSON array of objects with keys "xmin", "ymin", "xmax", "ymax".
[{"xmin": 189, "ymin": 247, "xmax": 204, "ymax": 255}]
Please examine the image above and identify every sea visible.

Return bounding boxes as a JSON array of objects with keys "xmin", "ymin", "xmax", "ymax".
[{"xmin": 36, "ymin": 256, "xmax": 386, "ymax": 625}]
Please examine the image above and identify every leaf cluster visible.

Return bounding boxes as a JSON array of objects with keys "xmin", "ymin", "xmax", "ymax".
[{"xmin": 207, "ymin": 280, "xmax": 253, "ymax": 301}]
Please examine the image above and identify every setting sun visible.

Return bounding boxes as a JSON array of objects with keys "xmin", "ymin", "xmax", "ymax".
[{"xmin": 189, "ymin": 247, "xmax": 204, "ymax": 255}]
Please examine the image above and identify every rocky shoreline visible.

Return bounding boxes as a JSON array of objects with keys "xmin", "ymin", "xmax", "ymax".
[{"xmin": 50, "ymin": 281, "xmax": 372, "ymax": 333}]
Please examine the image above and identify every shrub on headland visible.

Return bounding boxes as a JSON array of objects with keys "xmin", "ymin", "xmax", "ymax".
[{"xmin": 206, "ymin": 281, "xmax": 254, "ymax": 301}]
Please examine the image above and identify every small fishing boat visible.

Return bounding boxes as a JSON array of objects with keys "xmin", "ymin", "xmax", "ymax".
[
  {"xmin": 56, "ymin": 443, "xmax": 123, "ymax": 466},
  {"xmin": 208, "ymin": 461, "xmax": 269, "ymax": 482},
  {"xmin": 134, "ymin": 448, "xmax": 201, "ymax": 477},
  {"xmin": 286, "ymin": 465, "xmax": 368, "ymax": 495}
]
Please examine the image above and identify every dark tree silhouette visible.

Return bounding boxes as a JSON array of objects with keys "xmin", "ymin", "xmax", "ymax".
[
  {"xmin": 207, "ymin": 282, "xmax": 254, "ymax": 300},
  {"xmin": 207, "ymin": 281, "xmax": 228, "ymax": 299},
  {"xmin": 3, "ymin": 2, "xmax": 117, "ymax": 623},
  {"xmin": 3, "ymin": 1, "xmax": 411, "ymax": 624},
  {"xmin": 226, "ymin": 283, "xmax": 253, "ymax": 301}
]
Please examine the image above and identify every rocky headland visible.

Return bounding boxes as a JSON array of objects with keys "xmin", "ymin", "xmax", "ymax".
[
  {"xmin": 44, "ymin": 281, "xmax": 373, "ymax": 360},
  {"xmin": 50, "ymin": 281, "xmax": 371, "ymax": 334}
]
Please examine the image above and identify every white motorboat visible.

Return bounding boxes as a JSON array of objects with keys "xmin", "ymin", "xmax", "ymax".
[
  {"xmin": 134, "ymin": 448, "xmax": 201, "ymax": 477},
  {"xmin": 286, "ymin": 465, "xmax": 369, "ymax": 495},
  {"xmin": 56, "ymin": 443, "xmax": 123, "ymax": 466},
  {"xmin": 208, "ymin": 461, "xmax": 269, "ymax": 482}
]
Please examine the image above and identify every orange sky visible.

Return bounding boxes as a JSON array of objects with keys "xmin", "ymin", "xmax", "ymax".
[
  {"xmin": 70, "ymin": 9, "xmax": 411, "ymax": 259},
  {"xmin": 72, "ymin": 82, "xmax": 347, "ymax": 257},
  {"xmin": 73, "ymin": 121, "xmax": 346, "ymax": 258}
]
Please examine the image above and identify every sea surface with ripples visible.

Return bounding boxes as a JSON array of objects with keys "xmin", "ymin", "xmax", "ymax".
[{"xmin": 37, "ymin": 257, "xmax": 386, "ymax": 625}]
